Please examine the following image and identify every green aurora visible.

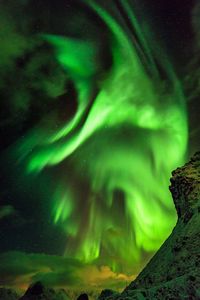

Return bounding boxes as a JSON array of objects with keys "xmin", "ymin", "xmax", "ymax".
[{"xmin": 13, "ymin": 0, "xmax": 188, "ymax": 274}]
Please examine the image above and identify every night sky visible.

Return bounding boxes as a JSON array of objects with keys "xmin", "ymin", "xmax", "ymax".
[{"xmin": 0, "ymin": 0, "xmax": 199, "ymax": 293}]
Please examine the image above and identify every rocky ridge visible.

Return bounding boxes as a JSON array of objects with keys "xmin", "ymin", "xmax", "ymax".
[
  {"xmin": 0, "ymin": 288, "xmax": 19, "ymax": 300},
  {"xmin": 18, "ymin": 281, "xmax": 69, "ymax": 300}
]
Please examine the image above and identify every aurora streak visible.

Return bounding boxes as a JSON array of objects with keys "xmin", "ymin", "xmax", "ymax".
[{"xmin": 15, "ymin": 0, "xmax": 188, "ymax": 274}]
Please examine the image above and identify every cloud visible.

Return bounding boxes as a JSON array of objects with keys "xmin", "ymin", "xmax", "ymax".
[
  {"xmin": 77, "ymin": 265, "xmax": 135, "ymax": 290},
  {"xmin": 0, "ymin": 1, "xmax": 67, "ymax": 137},
  {"xmin": 0, "ymin": 205, "xmax": 16, "ymax": 220},
  {"xmin": 0, "ymin": 252, "xmax": 82, "ymax": 287},
  {"xmin": 0, "ymin": 251, "xmax": 134, "ymax": 291}
]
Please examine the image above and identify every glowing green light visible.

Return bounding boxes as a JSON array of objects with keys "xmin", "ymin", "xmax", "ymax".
[{"xmin": 15, "ymin": 0, "xmax": 188, "ymax": 272}]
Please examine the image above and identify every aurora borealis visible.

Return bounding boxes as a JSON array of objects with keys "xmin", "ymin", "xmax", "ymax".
[
  {"xmin": 0, "ymin": 0, "xmax": 199, "ymax": 293},
  {"xmin": 19, "ymin": 0, "xmax": 188, "ymax": 264}
]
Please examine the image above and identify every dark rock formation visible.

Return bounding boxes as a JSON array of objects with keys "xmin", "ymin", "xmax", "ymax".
[
  {"xmin": 77, "ymin": 293, "xmax": 89, "ymax": 300},
  {"xmin": 98, "ymin": 289, "xmax": 119, "ymax": 300},
  {"xmin": 0, "ymin": 288, "xmax": 19, "ymax": 300},
  {"xmin": 111, "ymin": 152, "xmax": 200, "ymax": 299},
  {"xmin": 19, "ymin": 281, "xmax": 69, "ymax": 300}
]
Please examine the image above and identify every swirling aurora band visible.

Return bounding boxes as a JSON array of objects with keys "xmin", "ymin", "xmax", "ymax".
[{"xmin": 16, "ymin": 0, "xmax": 188, "ymax": 273}]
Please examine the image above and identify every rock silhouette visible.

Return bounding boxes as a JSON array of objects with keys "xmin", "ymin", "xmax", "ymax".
[
  {"xmin": 0, "ymin": 288, "xmax": 19, "ymax": 300},
  {"xmin": 19, "ymin": 281, "xmax": 69, "ymax": 300},
  {"xmin": 98, "ymin": 289, "xmax": 119, "ymax": 300},
  {"xmin": 76, "ymin": 293, "xmax": 89, "ymax": 300}
]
